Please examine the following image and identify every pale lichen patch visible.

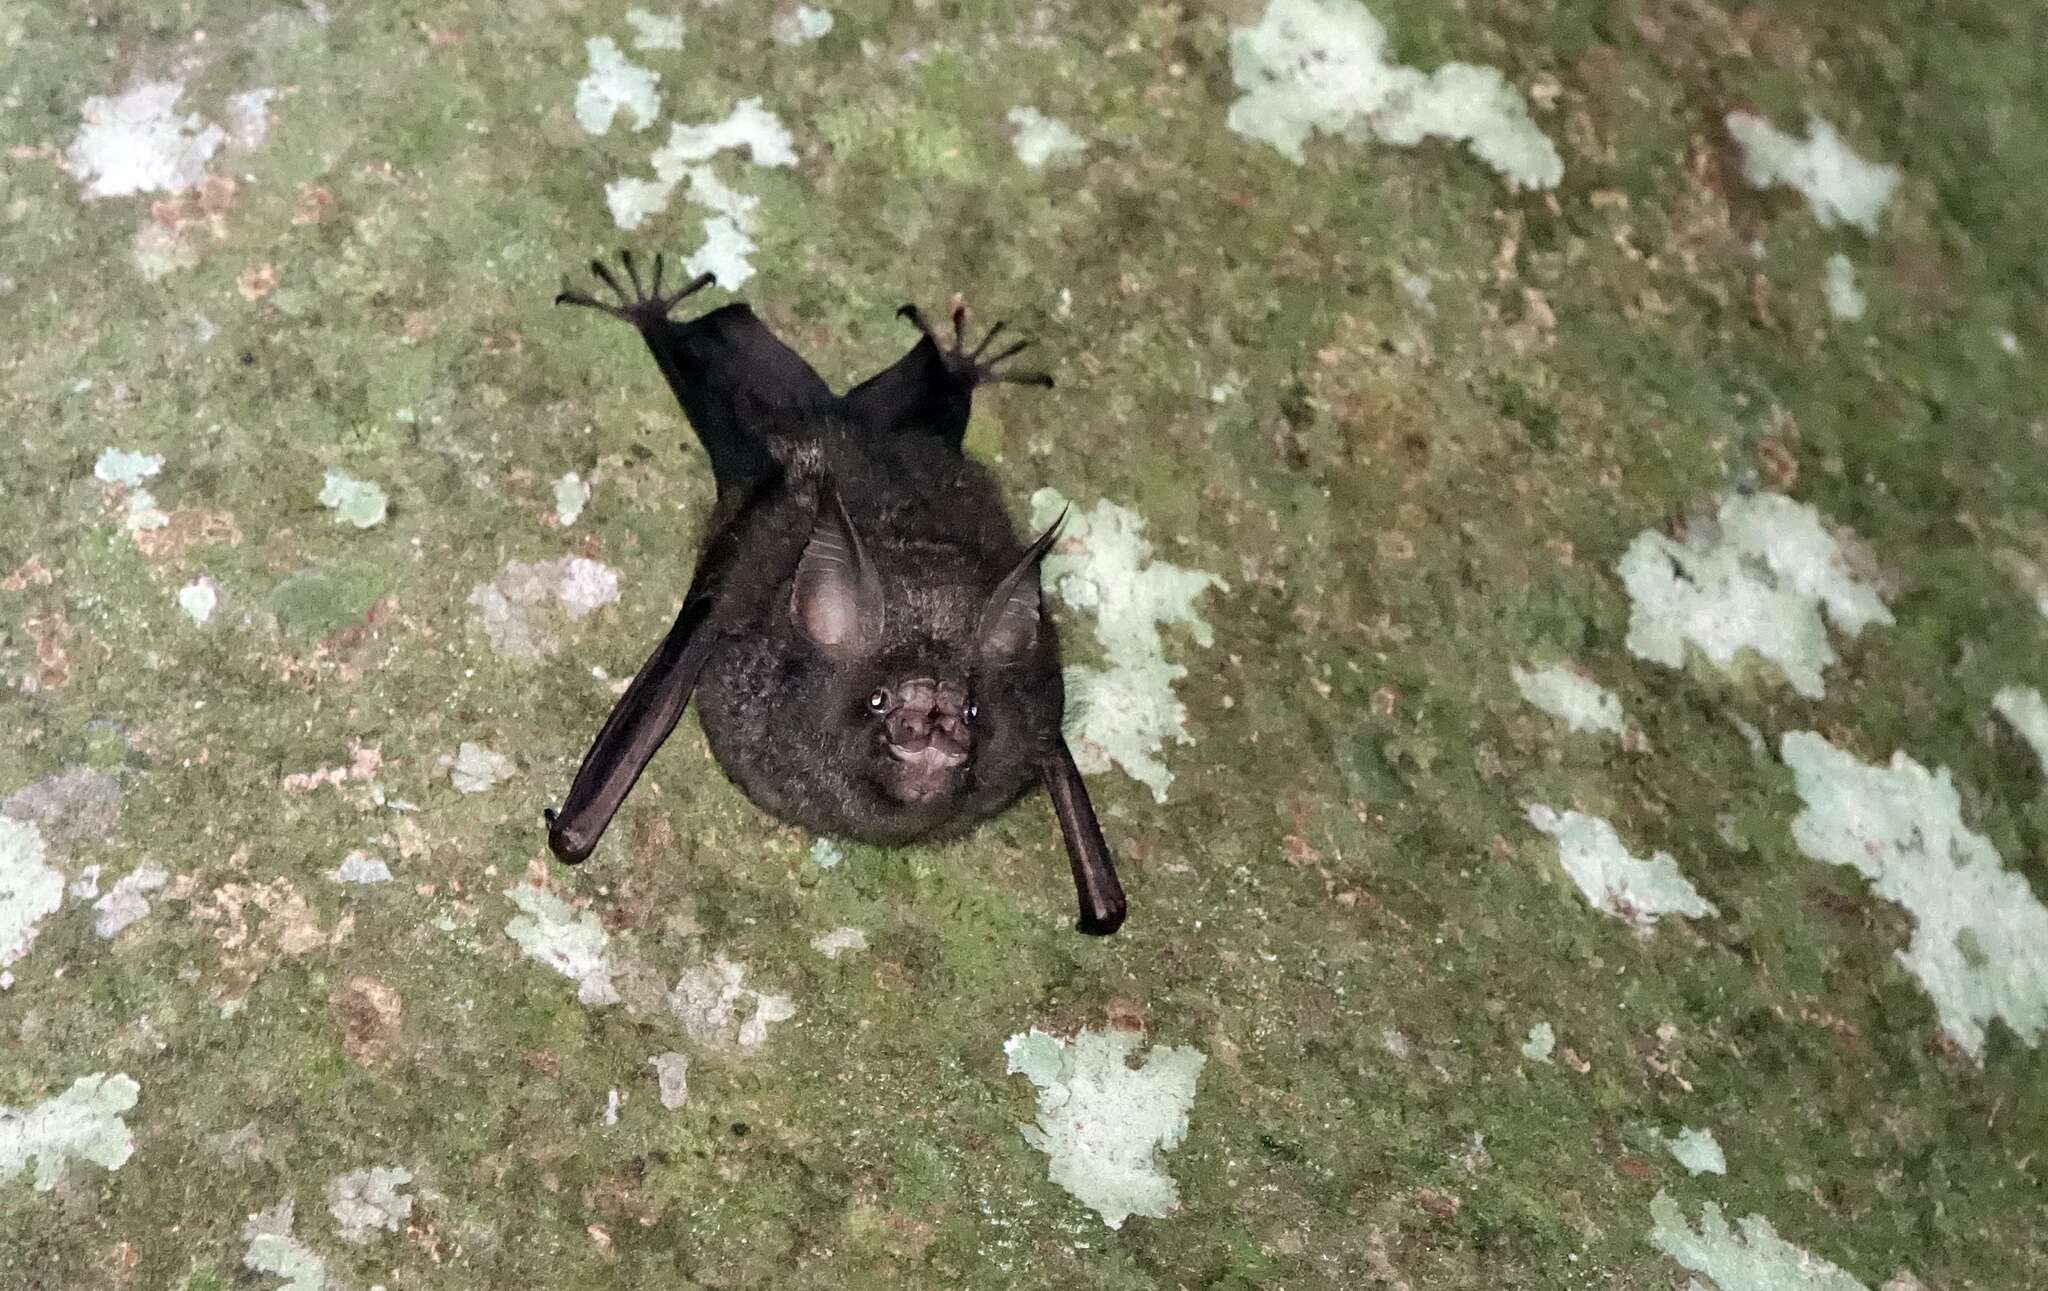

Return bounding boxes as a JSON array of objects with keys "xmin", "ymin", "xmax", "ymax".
[
  {"xmin": 469, "ymin": 557, "xmax": 621, "ymax": 661},
  {"xmin": 649, "ymin": 1052, "xmax": 690, "ymax": 1108},
  {"xmin": 810, "ymin": 926, "xmax": 867, "ymax": 959},
  {"xmin": 1664, "ymin": 1127, "xmax": 1727, "ymax": 1176},
  {"xmin": 553, "ymin": 472, "xmax": 591, "ymax": 525},
  {"xmin": 317, "ymin": 470, "xmax": 388, "ymax": 529},
  {"xmin": 625, "ymin": 9, "xmax": 684, "ymax": 51},
  {"xmin": 771, "ymin": 5, "xmax": 834, "ymax": 45},
  {"xmin": 2, "ymin": 769, "xmax": 122, "ymax": 855},
  {"xmin": 1003, "ymin": 1027, "xmax": 1207, "ymax": 1229},
  {"xmin": 241, "ymin": 1201, "xmax": 329, "ymax": 1291},
  {"xmin": 94, "ymin": 447, "xmax": 165, "ymax": 487},
  {"xmin": 93, "ymin": 862, "xmax": 169, "ymax": 938},
  {"xmin": 505, "ymin": 884, "xmax": 621, "ymax": 1007},
  {"xmin": 1520, "ymin": 1021, "xmax": 1555, "ymax": 1063},
  {"xmin": 0, "ymin": 815, "xmax": 63, "ymax": 982},
  {"xmin": 1226, "ymin": 0, "xmax": 1563, "ymax": 190},
  {"xmin": 607, "ymin": 99, "xmax": 798, "ymax": 282},
  {"xmin": 327, "ymin": 850, "xmax": 393, "ymax": 884},
  {"xmin": 0, "ymin": 1073, "xmax": 140, "ymax": 1190},
  {"xmin": 327, "ymin": 1166, "xmax": 415, "ymax": 1243},
  {"xmin": 1650, "ymin": 1191, "xmax": 1872, "ymax": 1291},
  {"xmin": 1007, "ymin": 107, "xmax": 1087, "ymax": 169},
  {"xmin": 178, "ymin": 575, "xmax": 222, "ymax": 624},
  {"xmin": 1780, "ymin": 731, "xmax": 2048, "ymax": 1059},
  {"xmin": 448, "ymin": 742, "xmax": 517, "ymax": 795},
  {"xmin": 1823, "ymin": 254, "xmax": 1867, "ymax": 321},
  {"xmin": 1028, "ymin": 491, "xmax": 1228, "ymax": 801},
  {"xmin": 574, "ymin": 36, "xmax": 660, "ymax": 135},
  {"xmin": 68, "ymin": 81, "xmax": 225, "ymax": 199},
  {"xmin": 668, "ymin": 953, "xmax": 797, "ymax": 1050},
  {"xmin": 1725, "ymin": 112, "xmax": 1901, "ymax": 234},
  {"xmin": 1991, "ymin": 685, "xmax": 2048, "ymax": 779},
  {"xmin": 225, "ymin": 88, "xmax": 277, "ymax": 149},
  {"xmin": 1511, "ymin": 663, "xmax": 1625, "ymax": 735},
  {"xmin": 1525, "ymin": 805, "xmax": 1718, "ymax": 928},
  {"xmin": 1617, "ymin": 492, "xmax": 1892, "ymax": 699}
]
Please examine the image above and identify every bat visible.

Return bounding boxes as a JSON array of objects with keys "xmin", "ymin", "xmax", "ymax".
[{"xmin": 541, "ymin": 251, "xmax": 1126, "ymax": 936}]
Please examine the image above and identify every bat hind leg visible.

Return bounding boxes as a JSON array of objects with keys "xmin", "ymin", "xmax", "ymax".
[
  {"xmin": 556, "ymin": 249, "xmax": 714, "ymax": 328},
  {"xmin": 898, "ymin": 299, "xmax": 1056, "ymax": 391}
]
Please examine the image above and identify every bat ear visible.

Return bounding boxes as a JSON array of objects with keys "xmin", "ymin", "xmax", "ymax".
[
  {"xmin": 792, "ymin": 478, "xmax": 884, "ymax": 651},
  {"xmin": 978, "ymin": 507, "xmax": 1064, "ymax": 659}
]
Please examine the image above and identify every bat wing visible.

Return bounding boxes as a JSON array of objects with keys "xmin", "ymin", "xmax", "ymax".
[
  {"xmin": 1039, "ymin": 738, "xmax": 1127, "ymax": 936},
  {"xmin": 842, "ymin": 302, "xmax": 1054, "ymax": 451},
  {"xmin": 641, "ymin": 302, "xmax": 833, "ymax": 493},
  {"xmin": 841, "ymin": 330, "xmax": 974, "ymax": 449},
  {"xmin": 560, "ymin": 253, "xmax": 834, "ymax": 496},
  {"xmin": 544, "ymin": 477, "xmax": 771, "ymax": 864}
]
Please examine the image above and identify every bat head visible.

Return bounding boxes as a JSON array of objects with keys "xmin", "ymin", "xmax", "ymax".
[{"xmin": 788, "ymin": 482, "xmax": 1066, "ymax": 831}]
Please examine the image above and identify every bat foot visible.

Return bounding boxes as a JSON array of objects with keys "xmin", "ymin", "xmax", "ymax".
[
  {"xmin": 897, "ymin": 300, "xmax": 1056, "ymax": 390},
  {"xmin": 557, "ymin": 249, "xmax": 716, "ymax": 328}
]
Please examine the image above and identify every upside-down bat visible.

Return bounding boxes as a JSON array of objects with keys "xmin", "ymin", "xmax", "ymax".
[{"xmin": 541, "ymin": 251, "xmax": 1125, "ymax": 936}]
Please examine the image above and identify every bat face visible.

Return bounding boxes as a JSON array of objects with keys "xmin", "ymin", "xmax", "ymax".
[
  {"xmin": 545, "ymin": 252, "xmax": 1126, "ymax": 935},
  {"xmin": 694, "ymin": 483, "xmax": 1068, "ymax": 846}
]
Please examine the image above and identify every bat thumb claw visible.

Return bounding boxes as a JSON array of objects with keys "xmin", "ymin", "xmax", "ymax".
[{"xmin": 1075, "ymin": 904, "xmax": 1126, "ymax": 936}]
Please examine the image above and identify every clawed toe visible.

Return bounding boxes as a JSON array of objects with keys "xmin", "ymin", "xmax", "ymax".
[
  {"xmin": 556, "ymin": 249, "xmax": 716, "ymax": 324},
  {"xmin": 899, "ymin": 298, "xmax": 1056, "ymax": 390}
]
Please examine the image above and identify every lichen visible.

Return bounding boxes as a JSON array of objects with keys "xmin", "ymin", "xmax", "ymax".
[
  {"xmin": 1028, "ymin": 491, "xmax": 1227, "ymax": 801},
  {"xmin": 625, "ymin": 9, "xmax": 684, "ymax": 51},
  {"xmin": 0, "ymin": 815, "xmax": 63, "ymax": 980},
  {"xmin": 1780, "ymin": 731, "xmax": 2048, "ymax": 1058},
  {"xmin": 68, "ymin": 81, "xmax": 224, "ymax": 199},
  {"xmin": 92, "ymin": 862, "xmax": 168, "ymax": 938},
  {"xmin": 1003, "ymin": 1027, "xmax": 1206, "ymax": 1229},
  {"xmin": 1511, "ymin": 663, "xmax": 1625, "ymax": 735},
  {"xmin": 448, "ymin": 742, "xmax": 517, "ymax": 795},
  {"xmin": 1725, "ymin": 112, "xmax": 1901, "ymax": 234},
  {"xmin": 327, "ymin": 851, "xmax": 393, "ymax": 885},
  {"xmin": 1992, "ymin": 685, "xmax": 2048, "ymax": 778},
  {"xmin": 668, "ymin": 953, "xmax": 797, "ymax": 1050},
  {"xmin": 771, "ymin": 5, "xmax": 834, "ymax": 46},
  {"xmin": 1823, "ymin": 253, "xmax": 1867, "ymax": 321},
  {"xmin": 1007, "ymin": 107, "xmax": 1087, "ymax": 169},
  {"xmin": 327, "ymin": 1165, "xmax": 415, "ymax": 1243},
  {"xmin": 317, "ymin": 470, "xmax": 388, "ymax": 529},
  {"xmin": 504, "ymin": 885, "xmax": 621, "ymax": 1007},
  {"xmin": 809, "ymin": 926, "xmax": 867, "ymax": 959},
  {"xmin": 648, "ymin": 1052, "xmax": 690, "ymax": 1108},
  {"xmin": 574, "ymin": 36, "xmax": 660, "ymax": 136},
  {"xmin": 552, "ymin": 471, "xmax": 591, "ymax": 525},
  {"xmin": 0, "ymin": 1073, "xmax": 140, "ymax": 1191},
  {"xmin": 1525, "ymin": 805, "xmax": 1717, "ymax": 928},
  {"xmin": 1664, "ymin": 1127, "xmax": 1727, "ymax": 1176},
  {"xmin": 241, "ymin": 1201, "xmax": 329, "ymax": 1291},
  {"xmin": 1617, "ymin": 492, "xmax": 1892, "ymax": 699},
  {"xmin": 1649, "ymin": 1191, "xmax": 1871, "ymax": 1291},
  {"xmin": 93, "ymin": 447, "xmax": 165, "ymax": 487},
  {"xmin": 468, "ymin": 557, "xmax": 621, "ymax": 661},
  {"xmin": 1226, "ymin": 0, "xmax": 1563, "ymax": 190},
  {"xmin": 177, "ymin": 576, "xmax": 222, "ymax": 624}
]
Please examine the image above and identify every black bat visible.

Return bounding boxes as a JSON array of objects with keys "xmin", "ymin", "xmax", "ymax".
[{"xmin": 540, "ymin": 251, "xmax": 1126, "ymax": 936}]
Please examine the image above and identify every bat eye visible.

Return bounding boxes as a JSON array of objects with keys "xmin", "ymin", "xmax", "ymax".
[
  {"xmin": 867, "ymin": 688, "xmax": 890, "ymax": 713},
  {"xmin": 966, "ymin": 702, "xmax": 980, "ymax": 721}
]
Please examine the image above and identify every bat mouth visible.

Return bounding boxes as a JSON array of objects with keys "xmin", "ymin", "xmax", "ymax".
[
  {"xmin": 885, "ymin": 742, "xmax": 967, "ymax": 802},
  {"xmin": 887, "ymin": 743, "xmax": 968, "ymax": 773}
]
